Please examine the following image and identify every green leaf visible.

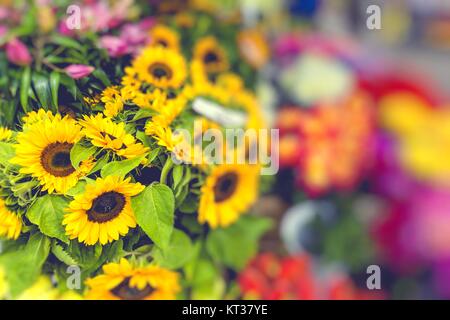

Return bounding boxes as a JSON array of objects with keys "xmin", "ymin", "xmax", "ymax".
[
  {"xmin": 206, "ymin": 215, "xmax": 272, "ymax": 270},
  {"xmin": 132, "ymin": 108, "xmax": 156, "ymax": 121},
  {"xmin": 66, "ymin": 180, "xmax": 87, "ymax": 197},
  {"xmin": 100, "ymin": 155, "xmax": 145, "ymax": 178},
  {"xmin": 20, "ymin": 67, "xmax": 31, "ymax": 113},
  {"xmin": 190, "ymin": 258, "xmax": 225, "ymax": 300},
  {"xmin": 136, "ymin": 130, "xmax": 151, "ymax": 147},
  {"xmin": 51, "ymin": 242, "xmax": 78, "ymax": 265},
  {"xmin": 131, "ymin": 183, "xmax": 174, "ymax": 251},
  {"xmin": 0, "ymin": 141, "xmax": 15, "ymax": 165},
  {"xmin": 92, "ymin": 69, "xmax": 110, "ymax": 86},
  {"xmin": 151, "ymin": 229, "xmax": 194, "ymax": 269},
  {"xmin": 32, "ymin": 73, "xmax": 53, "ymax": 112},
  {"xmin": 50, "ymin": 35, "xmax": 83, "ymax": 51},
  {"xmin": 0, "ymin": 233, "xmax": 51, "ymax": 297},
  {"xmin": 88, "ymin": 156, "xmax": 108, "ymax": 174},
  {"xmin": 59, "ymin": 74, "xmax": 77, "ymax": 99},
  {"xmin": 179, "ymin": 194, "xmax": 199, "ymax": 214},
  {"xmin": 147, "ymin": 148, "xmax": 161, "ymax": 164},
  {"xmin": 27, "ymin": 195, "xmax": 70, "ymax": 243},
  {"xmin": 49, "ymin": 71, "xmax": 60, "ymax": 109},
  {"xmin": 172, "ymin": 165, "xmax": 184, "ymax": 188},
  {"xmin": 70, "ymin": 142, "xmax": 96, "ymax": 169}
]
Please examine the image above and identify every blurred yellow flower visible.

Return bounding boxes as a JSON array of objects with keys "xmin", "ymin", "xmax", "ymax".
[{"xmin": 380, "ymin": 93, "xmax": 450, "ymax": 184}]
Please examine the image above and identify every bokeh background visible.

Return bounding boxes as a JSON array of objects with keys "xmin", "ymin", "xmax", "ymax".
[
  {"xmin": 2, "ymin": 0, "xmax": 450, "ymax": 300},
  {"xmin": 239, "ymin": 0, "xmax": 450, "ymax": 300}
]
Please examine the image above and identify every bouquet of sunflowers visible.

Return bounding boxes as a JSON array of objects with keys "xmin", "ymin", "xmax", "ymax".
[{"xmin": 0, "ymin": 0, "xmax": 272, "ymax": 300}]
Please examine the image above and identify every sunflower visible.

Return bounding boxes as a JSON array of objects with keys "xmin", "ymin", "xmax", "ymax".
[
  {"xmin": 233, "ymin": 89, "xmax": 266, "ymax": 131},
  {"xmin": 193, "ymin": 36, "xmax": 229, "ymax": 74},
  {"xmin": 85, "ymin": 258, "xmax": 180, "ymax": 300},
  {"xmin": 190, "ymin": 59, "xmax": 209, "ymax": 86},
  {"xmin": 0, "ymin": 127, "xmax": 12, "ymax": 141},
  {"xmin": 63, "ymin": 176, "xmax": 144, "ymax": 245},
  {"xmin": 149, "ymin": 24, "xmax": 180, "ymax": 51},
  {"xmin": 131, "ymin": 87, "xmax": 170, "ymax": 111},
  {"xmin": 12, "ymin": 113, "xmax": 93, "ymax": 194},
  {"xmin": 216, "ymin": 72, "xmax": 244, "ymax": 93},
  {"xmin": 0, "ymin": 198, "xmax": 22, "ymax": 240},
  {"xmin": 21, "ymin": 109, "xmax": 55, "ymax": 127},
  {"xmin": 131, "ymin": 46, "xmax": 187, "ymax": 89},
  {"xmin": 79, "ymin": 114, "xmax": 149, "ymax": 161},
  {"xmin": 198, "ymin": 164, "xmax": 259, "ymax": 228},
  {"xmin": 174, "ymin": 12, "xmax": 195, "ymax": 28},
  {"xmin": 101, "ymin": 86, "xmax": 124, "ymax": 118}
]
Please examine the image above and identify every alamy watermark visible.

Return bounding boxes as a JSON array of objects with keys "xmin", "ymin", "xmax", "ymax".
[
  {"xmin": 366, "ymin": 4, "xmax": 382, "ymax": 30},
  {"xmin": 366, "ymin": 264, "xmax": 381, "ymax": 290}
]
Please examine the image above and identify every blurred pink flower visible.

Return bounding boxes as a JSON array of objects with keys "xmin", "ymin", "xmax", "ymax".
[
  {"xmin": 58, "ymin": 20, "xmax": 76, "ymax": 37},
  {"xmin": 100, "ymin": 35, "xmax": 128, "ymax": 57},
  {"xmin": 0, "ymin": 26, "xmax": 8, "ymax": 39},
  {"xmin": 273, "ymin": 33, "xmax": 302, "ymax": 61},
  {"xmin": 58, "ymin": 0, "xmax": 133, "ymax": 36},
  {"xmin": 64, "ymin": 64, "xmax": 94, "ymax": 79},
  {"xmin": 6, "ymin": 38, "xmax": 32, "ymax": 66},
  {"xmin": 138, "ymin": 17, "xmax": 156, "ymax": 30},
  {"xmin": 120, "ymin": 24, "xmax": 147, "ymax": 46},
  {"xmin": 0, "ymin": 8, "xmax": 9, "ymax": 20}
]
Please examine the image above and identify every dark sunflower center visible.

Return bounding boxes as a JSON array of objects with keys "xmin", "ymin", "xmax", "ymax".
[
  {"xmin": 87, "ymin": 191, "xmax": 126, "ymax": 223},
  {"xmin": 167, "ymin": 91, "xmax": 177, "ymax": 99},
  {"xmin": 149, "ymin": 63, "xmax": 173, "ymax": 79},
  {"xmin": 40, "ymin": 142, "xmax": 75, "ymax": 177},
  {"xmin": 58, "ymin": 106, "xmax": 76, "ymax": 119},
  {"xmin": 111, "ymin": 277, "xmax": 154, "ymax": 300},
  {"xmin": 204, "ymin": 51, "xmax": 219, "ymax": 64},
  {"xmin": 156, "ymin": 39, "xmax": 168, "ymax": 47},
  {"xmin": 214, "ymin": 172, "xmax": 238, "ymax": 203}
]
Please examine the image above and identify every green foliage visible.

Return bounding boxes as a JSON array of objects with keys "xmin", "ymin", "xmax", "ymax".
[
  {"xmin": 0, "ymin": 233, "xmax": 51, "ymax": 297},
  {"xmin": 26, "ymin": 195, "xmax": 70, "ymax": 243},
  {"xmin": 0, "ymin": 141, "xmax": 15, "ymax": 166},
  {"xmin": 131, "ymin": 183, "xmax": 175, "ymax": 251},
  {"xmin": 100, "ymin": 155, "xmax": 146, "ymax": 178},
  {"xmin": 322, "ymin": 212, "xmax": 375, "ymax": 272},
  {"xmin": 151, "ymin": 229, "xmax": 195, "ymax": 269},
  {"xmin": 70, "ymin": 142, "xmax": 96, "ymax": 169},
  {"xmin": 206, "ymin": 215, "xmax": 272, "ymax": 270}
]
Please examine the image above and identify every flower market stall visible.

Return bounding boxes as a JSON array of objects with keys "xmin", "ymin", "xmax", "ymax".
[{"xmin": 0, "ymin": 0, "xmax": 450, "ymax": 301}]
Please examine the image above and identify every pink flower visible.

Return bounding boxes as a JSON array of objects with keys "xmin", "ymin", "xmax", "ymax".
[
  {"xmin": 273, "ymin": 33, "xmax": 302, "ymax": 62},
  {"xmin": 138, "ymin": 17, "xmax": 156, "ymax": 30},
  {"xmin": 100, "ymin": 35, "xmax": 128, "ymax": 58},
  {"xmin": 0, "ymin": 26, "xmax": 8, "ymax": 39},
  {"xmin": 120, "ymin": 24, "xmax": 148, "ymax": 46},
  {"xmin": 64, "ymin": 64, "xmax": 94, "ymax": 79},
  {"xmin": 6, "ymin": 38, "xmax": 32, "ymax": 66},
  {"xmin": 58, "ymin": 20, "xmax": 76, "ymax": 37}
]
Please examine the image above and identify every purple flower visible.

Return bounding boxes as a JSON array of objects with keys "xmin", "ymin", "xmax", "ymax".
[
  {"xmin": 6, "ymin": 38, "xmax": 32, "ymax": 66},
  {"xmin": 64, "ymin": 64, "xmax": 94, "ymax": 79}
]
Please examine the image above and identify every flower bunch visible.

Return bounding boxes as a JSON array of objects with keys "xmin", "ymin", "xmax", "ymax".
[{"xmin": 0, "ymin": 0, "xmax": 272, "ymax": 300}]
